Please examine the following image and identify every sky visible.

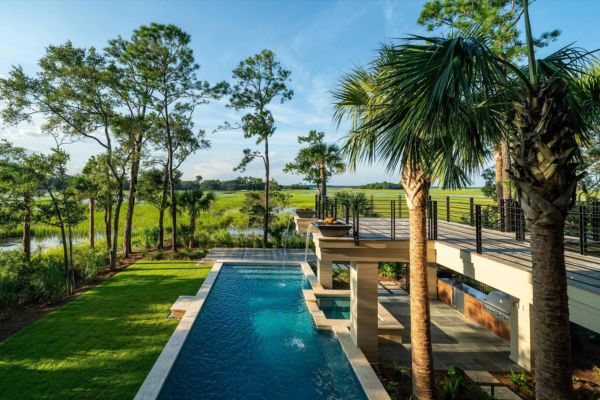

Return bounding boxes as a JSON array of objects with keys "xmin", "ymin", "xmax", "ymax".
[{"xmin": 1, "ymin": 0, "xmax": 599, "ymax": 186}]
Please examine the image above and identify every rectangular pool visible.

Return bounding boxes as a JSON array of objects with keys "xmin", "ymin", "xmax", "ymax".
[
  {"xmin": 158, "ymin": 264, "xmax": 367, "ymax": 399},
  {"xmin": 317, "ymin": 296, "xmax": 351, "ymax": 320}
]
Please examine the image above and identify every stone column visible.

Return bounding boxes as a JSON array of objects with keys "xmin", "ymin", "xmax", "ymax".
[
  {"xmin": 350, "ymin": 261, "xmax": 379, "ymax": 362},
  {"xmin": 317, "ymin": 259, "xmax": 333, "ymax": 289},
  {"xmin": 510, "ymin": 299, "xmax": 534, "ymax": 371}
]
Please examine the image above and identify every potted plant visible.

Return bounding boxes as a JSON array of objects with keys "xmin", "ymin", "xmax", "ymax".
[
  {"xmin": 295, "ymin": 208, "xmax": 316, "ymax": 218},
  {"xmin": 312, "ymin": 218, "xmax": 352, "ymax": 237}
]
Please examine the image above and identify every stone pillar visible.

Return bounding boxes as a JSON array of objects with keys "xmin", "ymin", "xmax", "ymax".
[
  {"xmin": 350, "ymin": 261, "xmax": 379, "ymax": 362},
  {"xmin": 317, "ymin": 259, "xmax": 333, "ymax": 289},
  {"xmin": 510, "ymin": 299, "xmax": 534, "ymax": 371},
  {"xmin": 427, "ymin": 262, "xmax": 437, "ymax": 299}
]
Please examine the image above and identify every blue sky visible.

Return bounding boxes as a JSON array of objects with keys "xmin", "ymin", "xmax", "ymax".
[{"xmin": 1, "ymin": 0, "xmax": 599, "ymax": 186}]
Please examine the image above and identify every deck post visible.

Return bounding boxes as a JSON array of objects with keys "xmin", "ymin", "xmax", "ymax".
[
  {"xmin": 317, "ymin": 258, "xmax": 333, "ymax": 289},
  {"xmin": 349, "ymin": 261, "xmax": 379, "ymax": 362},
  {"xmin": 500, "ymin": 199, "xmax": 506, "ymax": 232},
  {"xmin": 391, "ymin": 200, "xmax": 396, "ymax": 239},
  {"xmin": 510, "ymin": 300, "xmax": 534, "ymax": 371},
  {"xmin": 469, "ymin": 197, "xmax": 474, "ymax": 226},
  {"xmin": 579, "ymin": 205, "xmax": 588, "ymax": 255},
  {"xmin": 476, "ymin": 205, "xmax": 482, "ymax": 253},
  {"xmin": 592, "ymin": 201, "xmax": 600, "ymax": 241},
  {"xmin": 433, "ymin": 201, "xmax": 438, "ymax": 240}
]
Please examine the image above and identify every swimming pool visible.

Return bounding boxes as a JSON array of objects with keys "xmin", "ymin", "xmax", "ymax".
[
  {"xmin": 157, "ymin": 264, "xmax": 367, "ymax": 399},
  {"xmin": 317, "ymin": 296, "xmax": 351, "ymax": 320}
]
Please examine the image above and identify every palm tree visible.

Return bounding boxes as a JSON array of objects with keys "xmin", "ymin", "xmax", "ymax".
[
  {"xmin": 178, "ymin": 188, "xmax": 215, "ymax": 249},
  {"xmin": 284, "ymin": 130, "xmax": 345, "ymax": 196},
  {"xmin": 333, "ymin": 48, "xmax": 498, "ymax": 399},
  {"xmin": 333, "ymin": 2, "xmax": 600, "ymax": 397}
]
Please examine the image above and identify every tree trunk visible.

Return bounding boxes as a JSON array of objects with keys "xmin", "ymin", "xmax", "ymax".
[
  {"xmin": 494, "ymin": 145, "xmax": 503, "ymax": 205},
  {"xmin": 530, "ymin": 222, "xmax": 572, "ymax": 399},
  {"xmin": 157, "ymin": 172, "xmax": 169, "ymax": 250},
  {"xmin": 263, "ymin": 137, "xmax": 270, "ymax": 248},
  {"xmin": 110, "ymin": 188, "xmax": 123, "ymax": 270},
  {"xmin": 88, "ymin": 197, "xmax": 95, "ymax": 248},
  {"xmin": 123, "ymin": 150, "xmax": 141, "ymax": 256},
  {"xmin": 22, "ymin": 193, "xmax": 32, "ymax": 260},
  {"xmin": 188, "ymin": 213, "xmax": 196, "ymax": 249},
  {"xmin": 169, "ymin": 171, "xmax": 177, "ymax": 251},
  {"xmin": 319, "ymin": 162, "xmax": 327, "ymax": 198},
  {"xmin": 401, "ymin": 168, "xmax": 434, "ymax": 400},
  {"xmin": 511, "ymin": 83, "xmax": 578, "ymax": 400},
  {"xmin": 501, "ymin": 142, "xmax": 511, "ymax": 201},
  {"xmin": 104, "ymin": 200, "xmax": 112, "ymax": 252}
]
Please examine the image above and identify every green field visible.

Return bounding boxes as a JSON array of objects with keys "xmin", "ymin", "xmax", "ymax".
[
  {"xmin": 0, "ymin": 260, "xmax": 209, "ymax": 400},
  {"xmin": 3, "ymin": 188, "xmax": 487, "ymax": 247}
]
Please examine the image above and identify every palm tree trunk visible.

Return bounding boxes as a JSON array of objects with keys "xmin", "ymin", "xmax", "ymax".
[
  {"xmin": 402, "ymin": 169, "xmax": 434, "ymax": 400},
  {"xmin": 511, "ymin": 82, "xmax": 577, "ymax": 399},
  {"xmin": 494, "ymin": 146, "xmax": 504, "ymax": 225},
  {"xmin": 319, "ymin": 162, "xmax": 327, "ymax": 197},
  {"xmin": 188, "ymin": 213, "xmax": 196, "ymax": 249},
  {"xmin": 88, "ymin": 197, "xmax": 95, "ymax": 248},
  {"xmin": 530, "ymin": 221, "xmax": 573, "ymax": 399}
]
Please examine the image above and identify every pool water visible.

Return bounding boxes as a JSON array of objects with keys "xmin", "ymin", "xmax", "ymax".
[
  {"xmin": 317, "ymin": 296, "xmax": 351, "ymax": 319},
  {"xmin": 158, "ymin": 264, "xmax": 367, "ymax": 400}
]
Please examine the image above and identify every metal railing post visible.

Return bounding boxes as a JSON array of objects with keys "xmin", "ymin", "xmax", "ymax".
[
  {"xmin": 344, "ymin": 201, "xmax": 350, "ymax": 224},
  {"xmin": 469, "ymin": 197, "xmax": 474, "ymax": 226},
  {"xmin": 433, "ymin": 201, "xmax": 438, "ymax": 240},
  {"xmin": 499, "ymin": 199, "xmax": 506, "ymax": 232},
  {"xmin": 446, "ymin": 196, "xmax": 450, "ymax": 222},
  {"xmin": 476, "ymin": 204, "xmax": 482, "ymax": 254},
  {"xmin": 315, "ymin": 195, "xmax": 319, "ymax": 218},
  {"xmin": 391, "ymin": 200, "xmax": 396, "ymax": 239},
  {"xmin": 515, "ymin": 207, "xmax": 525, "ymax": 242},
  {"xmin": 579, "ymin": 204, "xmax": 588, "ymax": 255},
  {"xmin": 333, "ymin": 198, "xmax": 338, "ymax": 220},
  {"xmin": 592, "ymin": 201, "xmax": 600, "ymax": 241},
  {"xmin": 353, "ymin": 204, "xmax": 360, "ymax": 245}
]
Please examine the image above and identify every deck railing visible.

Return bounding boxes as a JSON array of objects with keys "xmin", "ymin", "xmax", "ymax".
[{"xmin": 314, "ymin": 194, "xmax": 600, "ymax": 256}]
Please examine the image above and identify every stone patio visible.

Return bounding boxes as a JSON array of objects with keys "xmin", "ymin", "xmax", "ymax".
[{"xmin": 378, "ymin": 285, "xmax": 521, "ymax": 399}]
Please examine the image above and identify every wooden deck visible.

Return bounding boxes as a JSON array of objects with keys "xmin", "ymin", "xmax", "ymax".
[{"xmin": 356, "ymin": 218, "xmax": 600, "ymax": 295}]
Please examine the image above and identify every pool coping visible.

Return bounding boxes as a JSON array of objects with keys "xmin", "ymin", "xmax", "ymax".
[{"xmin": 134, "ymin": 259, "xmax": 390, "ymax": 400}]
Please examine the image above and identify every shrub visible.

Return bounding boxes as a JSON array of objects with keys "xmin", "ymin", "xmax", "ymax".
[
  {"xmin": 508, "ymin": 368, "xmax": 529, "ymax": 390},
  {"xmin": 442, "ymin": 366, "xmax": 464, "ymax": 400},
  {"xmin": 73, "ymin": 247, "xmax": 108, "ymax": 282},
  {"xmin": 28, "ymin": 254, "xmax": 67, "ymax": 304},
  {"xmin": 0, "ymin": 250, "xmax": 69, "ymax": 318}
]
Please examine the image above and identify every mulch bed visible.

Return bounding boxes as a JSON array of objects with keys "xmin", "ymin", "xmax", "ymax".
[
  {"xmin": 490, "ymin": 369, "xmax": 600, "ymax": 400},
  {"xmin": 0, "ymin": 253, "xmax": 143, "ymax": 343}
]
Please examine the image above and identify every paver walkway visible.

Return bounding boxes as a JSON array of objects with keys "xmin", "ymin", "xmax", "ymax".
[{"xmin": 378, "ymin": 287, "xmax": 521, "ymax": 399}]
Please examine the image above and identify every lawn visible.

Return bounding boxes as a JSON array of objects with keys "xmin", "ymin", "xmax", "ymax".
[{"xmin": 0, "ymin": 260, "xmax": 210, "ymax": 400}]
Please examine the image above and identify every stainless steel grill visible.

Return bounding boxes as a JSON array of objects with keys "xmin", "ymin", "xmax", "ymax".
[{"xmin": 483, "ymin": 291, "xmax": 513, "ymax": 321}]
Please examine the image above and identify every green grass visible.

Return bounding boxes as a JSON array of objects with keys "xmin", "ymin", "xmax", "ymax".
[
  {"xmin": 2, "ymin": 187, "xmax": 488, "ymax": 243},
  {"xmin": 0, "ymin": 260, "xmax": 209, "ymax": 400}
]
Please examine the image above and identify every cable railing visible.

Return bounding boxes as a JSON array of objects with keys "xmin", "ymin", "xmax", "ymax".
[{"xmin": 313, "ymin": 194, "xmax": 600, "ymax": 256}]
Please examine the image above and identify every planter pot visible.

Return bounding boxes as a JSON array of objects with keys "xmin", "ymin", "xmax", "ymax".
[
  {"xmin": 295, "ymin": 208, "xmax": 316, "ymax": 218},
  {"xmin": 312, "ymin": 222, "xmax": 352, "ymax": 237}
]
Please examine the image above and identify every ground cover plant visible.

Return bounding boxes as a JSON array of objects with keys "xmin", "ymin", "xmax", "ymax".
[{"xmin": 0, "ymin": 260, "xmax": 209, "ymax": 400}]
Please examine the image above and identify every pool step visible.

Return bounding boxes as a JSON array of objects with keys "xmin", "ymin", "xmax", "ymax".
[{"xmin": 169, "ymin": 295, "xmax": 197, "ymax": 319}]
